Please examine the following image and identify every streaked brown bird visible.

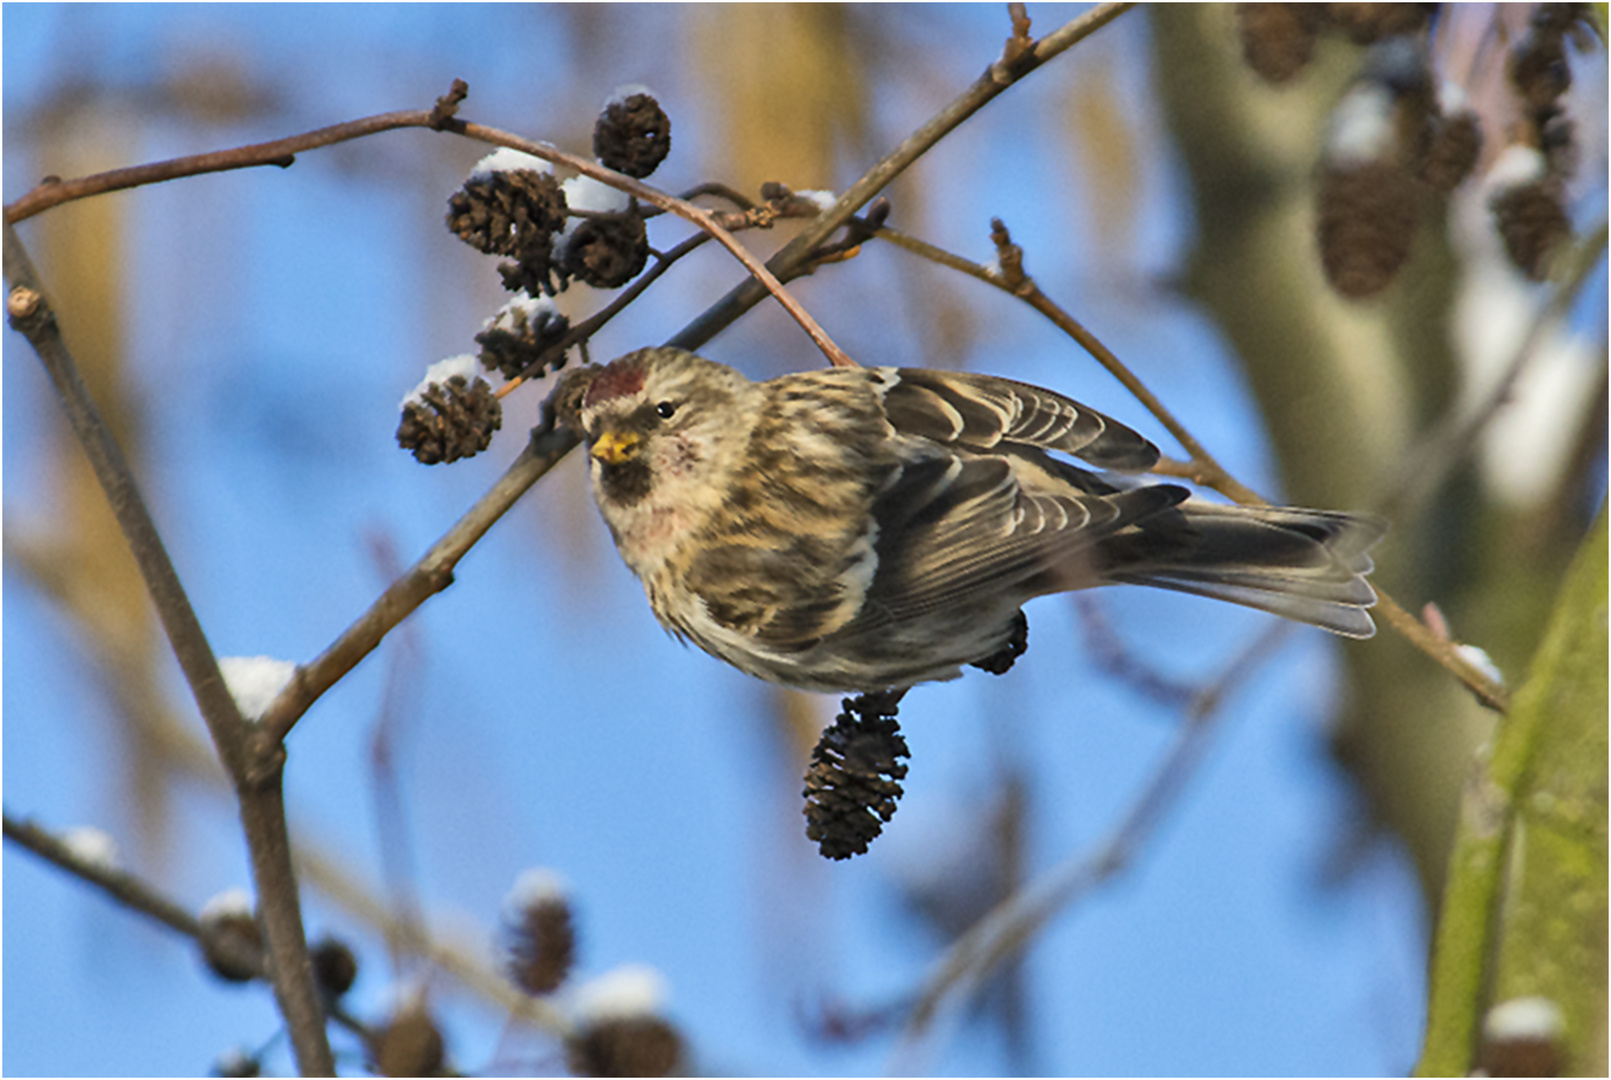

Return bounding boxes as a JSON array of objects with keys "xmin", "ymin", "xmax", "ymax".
[{"xmin": 573, "ymin": 347, "xmax": 1383, "ymax": 693}]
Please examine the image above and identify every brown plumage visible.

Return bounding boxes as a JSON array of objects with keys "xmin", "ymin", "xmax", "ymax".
[{"xmin": 574, "ymin": 347, "xmax": 1383, "ymax": 693}]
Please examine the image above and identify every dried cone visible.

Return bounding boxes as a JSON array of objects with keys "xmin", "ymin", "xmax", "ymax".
[
  {"xmin": 1491, "ymin": 180, "xmax": 1572, "ymax": 280},
  {"xmin": 1508, "ymin": 23, "xmax": 1573, "ymax": 113},
  {"xmin": 503, "ymin": 878, "xmax": 577, "ymax": 996},
  {"xmin": 477, "ymin": 297, "xmax": 571, "ymax": 381},
  {"xmin": 446, "ymin": 169, "xmax": 567, "ymax": 259},
  {"xmin": 1316, "ymin": 160, "xmax": 1422, "ymax": 298},
  {"xmin": 396, "ymin": 375, "xmax": 502, "ymax": 464},
  {"xmin": 1325, "ymin": 3, "xmax": 1436, "ymax": 45},
  {"xmin": 803, "ymin": 695, "xmax": 911, "ymax": 860},
  {"xmin": 371, "ymin": 1003, "xmax": 446, "ymax": 1078},
  {"xmin": 198, "ymin": 893, "xmax": 262, "ymax": 983},
  {"xmin": 310, "ymin": 936, "xmax": 358, "ymax": 998},
  {"xmin": 1417, "ymin": 111, "xmax": 1483, "ymax": 192},
  {"xmin": 566, "ymin": 1016, "xmax": 684, "ymax": 1078},
  {"xmin": 594, "ymin": 93, "xmax": 672, "ymax": 179},
  {"xmin": 564, "ymin": 213, "xmax": 650, "ymax": 289},
  {"xmin": 1237, "ymin": 4, "xmax": 1322, "ymax": 84}
]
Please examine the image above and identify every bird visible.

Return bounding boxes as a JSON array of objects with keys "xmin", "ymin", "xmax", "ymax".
[{"xmin": 569, "ymin": 346, "xmax": 1384, "ymax": 694}]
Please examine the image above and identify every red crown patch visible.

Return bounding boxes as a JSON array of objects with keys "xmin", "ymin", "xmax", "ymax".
[{"xmin": 583, "ymin": 359, "xmax": 646, "ymax": 408}]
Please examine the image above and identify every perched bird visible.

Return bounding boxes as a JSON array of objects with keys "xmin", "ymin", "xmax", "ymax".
[{"xmin": 571, "ymin": 346, "xmax": 1384, "ymax": 694}]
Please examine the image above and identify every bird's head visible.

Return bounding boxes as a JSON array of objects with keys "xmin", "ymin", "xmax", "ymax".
[{"xmin": 576, "ymin": 347, "xmax": 760, "ymax": 515}]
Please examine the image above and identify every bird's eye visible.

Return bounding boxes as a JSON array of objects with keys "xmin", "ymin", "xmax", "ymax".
[{"xmin": 655, "ymin": 400, "xmax": 678, "ymax": 420}]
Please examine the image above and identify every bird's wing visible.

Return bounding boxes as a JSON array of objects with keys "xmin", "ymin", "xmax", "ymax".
[
  {"xmin": 853, "ymin": 449, "xmax": 1190, "ymax": 629},
  {"xmin": 878, "ymin": 368, "xmax": 1161, "ymax": 472}
]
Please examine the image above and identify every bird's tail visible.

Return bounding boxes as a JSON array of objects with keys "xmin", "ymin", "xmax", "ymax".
[{"xmin": 1103, "ymin": 500, "xmax": 1387, "ymax": 638}]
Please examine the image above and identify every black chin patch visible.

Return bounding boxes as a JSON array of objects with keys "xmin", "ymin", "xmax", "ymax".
[{"xmin": 598, "ymin": 458, "xmax": 653, "ymax": 506}]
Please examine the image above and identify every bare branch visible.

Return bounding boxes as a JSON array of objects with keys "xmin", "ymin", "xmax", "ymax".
[
  {"xmin": 5, "ymin": 111, "xmax": 434, "ymax": 224},
  {"xmin": 4, "ymin": 812, "xmax": 225, "ymax": 952},
  {"xmin": 3, "ymin": 224, "xmax": 335, "ymax": 1076},
  {"xmin": 667, "ymin": 2, "xmax": 1137, "ymax": 352}
]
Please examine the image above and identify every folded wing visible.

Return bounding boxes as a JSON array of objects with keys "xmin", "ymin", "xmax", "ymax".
[{"xmin": 878, "ymin": 368, "xmax": 1161, "ymax": 472}]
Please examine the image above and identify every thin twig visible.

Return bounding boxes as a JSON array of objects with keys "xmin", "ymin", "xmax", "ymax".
[
  {"xmin": 1072, "ymin": 594, "xmax": 1197, "ymax": 708},
  {"xmin": 666, "ymin": 1, "xmax": 1136, "ymax": 352},
  {"xmin": 1372, "ymin": 592, "xmax": 1509, "ymax": 711},
  {"xmin": 893, "ymin": 621, "xmax": 1295, "ymax": 1066},
  {"xmin": 3, "ymin": 223, "xmax": 336, "ymax": 1076},
  {"xmin": 4, "ymin": 811, "xmax": 229, "ymax": 953},
  {"xmin": 5, "ymin": 111, "xmax": 432, "ymax": 223},
  {"xmin": 676, "ymin": 180, "xmax": 758, "ymax": 211}
]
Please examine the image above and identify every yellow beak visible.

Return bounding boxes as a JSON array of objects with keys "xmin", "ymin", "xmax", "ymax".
[{"xmin": 590, "ymin": 429, "xmax": 641, "ymax": 466}]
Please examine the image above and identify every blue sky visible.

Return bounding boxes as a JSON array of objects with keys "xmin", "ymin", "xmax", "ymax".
[{"xmin": 0, "ymin": 5, "xmax": 1457, "ymax": 1075}]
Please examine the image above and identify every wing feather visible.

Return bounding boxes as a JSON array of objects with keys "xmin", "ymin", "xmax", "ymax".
[
  {"xmin": 853, "ymin": 447, "xmax": 1189, "ymax": 628},
  {"xmin": 880, "ymin": 368, "xmax": 1161, "ymax": 472}
]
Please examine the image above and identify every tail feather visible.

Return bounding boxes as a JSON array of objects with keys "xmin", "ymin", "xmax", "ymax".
[{"xmin": 1106, "ymin": 501, "xmax": 1387, "ymax": 638}]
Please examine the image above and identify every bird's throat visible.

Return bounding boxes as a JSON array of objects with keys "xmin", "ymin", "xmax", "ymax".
[{"xmin": 598, "ymin": 458, "xmax": 653, "ymax": 506}]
